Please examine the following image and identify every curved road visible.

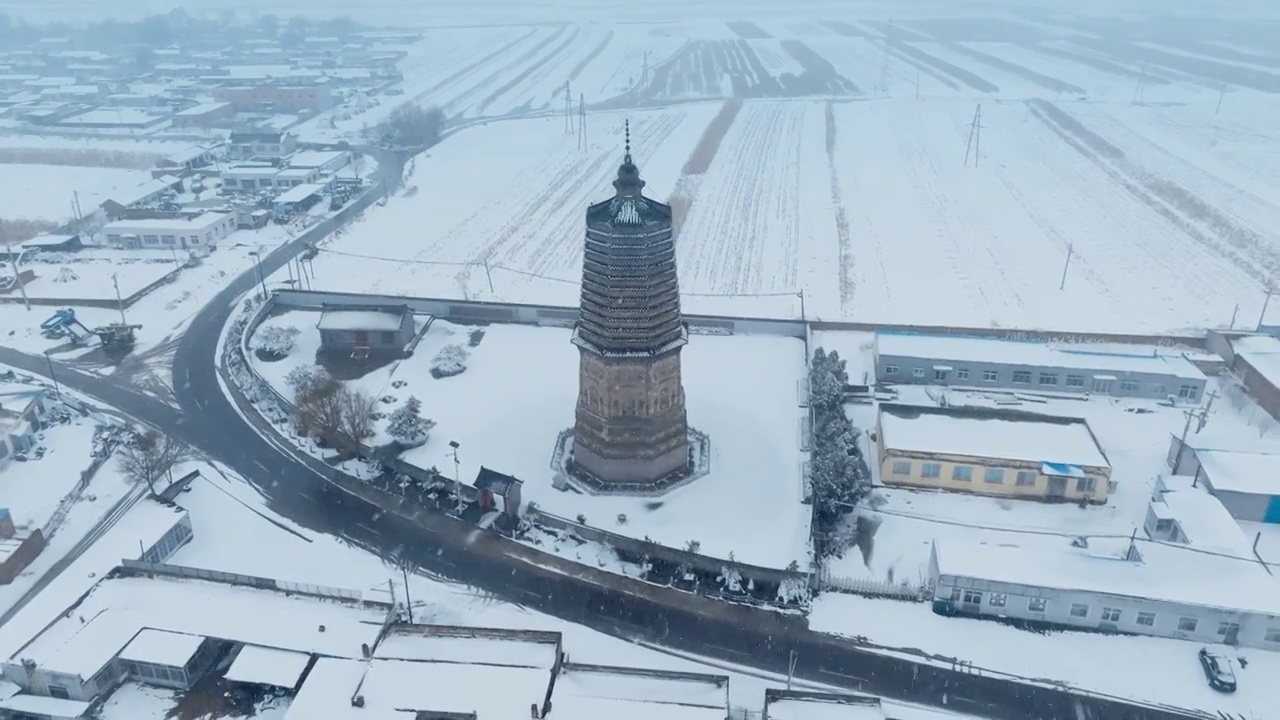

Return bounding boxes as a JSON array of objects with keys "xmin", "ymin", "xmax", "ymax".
[{"xmin": 0, "ymin": 150, "xmax": 1207, "ymax": 720}]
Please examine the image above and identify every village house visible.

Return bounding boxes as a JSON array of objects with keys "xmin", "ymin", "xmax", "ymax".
[
  {"xmin": 103, "ymin": 212, "xmax": 236, "ymax": 250},
  {"xmin": 875, "ymin": 403, "xmax": 1113, "ymax": 504},
  {"xmin": 316, "ymin": 305, "xmax": 415, "ymax": 358},
  {"xmin": 227, "ymin": 130, "xmax": 297, "ymax": 161}
]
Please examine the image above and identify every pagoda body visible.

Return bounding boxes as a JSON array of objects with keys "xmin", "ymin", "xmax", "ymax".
[{"xmin": 570, "ymin": 128, "xmax": 690, "ymax": 490}]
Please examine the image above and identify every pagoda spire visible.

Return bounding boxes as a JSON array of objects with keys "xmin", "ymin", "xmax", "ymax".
[{"xmin": 613, "ymin": 119, "xmax": 644, "ymax": 196}]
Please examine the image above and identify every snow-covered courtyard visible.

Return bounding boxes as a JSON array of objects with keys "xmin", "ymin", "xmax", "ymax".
[
  {"xmin": 0, "ymin": 165, "xmax": 153, "ymax": 226},
  {"xmin": 249, "ymin": 313, "xmax": 811, "ymax": 569}
]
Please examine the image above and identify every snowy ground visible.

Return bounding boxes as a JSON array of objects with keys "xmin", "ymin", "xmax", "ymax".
[
  {"xmin": 0, "ymin": 165, "xmax": 154, "ymax": 226},
  {"xmin": 821, "ymin": 374, "xmax": 1280, "ymax": 585},
  {"xmin": 10, "ymin": 251, "xmax": 179, "ymax": 302},
  {"xmin": 249, "ymin": 314, "xmax": 812, "ymax": 570},
  {"xmin": 810, "ymin": 593, "xmax": 1278, "ymax": 718},
  {"xmin": 0, "ymin": 417, "xmax": 107, "ymax": 530}
]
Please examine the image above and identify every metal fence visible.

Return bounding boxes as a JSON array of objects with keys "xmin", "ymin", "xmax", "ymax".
[
  {"xmin": 119, "ymin": 559, "xmax": 365, "ymax": 602},
  {"xmin": 817, "ymin": 567, "xmax": 932, "ymax": 601}
]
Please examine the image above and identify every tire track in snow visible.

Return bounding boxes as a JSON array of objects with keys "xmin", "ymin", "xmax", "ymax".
[
  {"xmin": 474, "ymin": 27, "xmax": 581, "ymax": 115},
  {"xmin": 825, "ymin": 101, "xmax": 854, "ymax": 310},
  {"xmin": 416, "ymin": 27, "xmax": 543, "ymax": 107}
]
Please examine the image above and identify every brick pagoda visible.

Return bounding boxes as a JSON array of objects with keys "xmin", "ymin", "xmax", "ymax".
[{"xmin": 569, "ymin": 122, "xmax": 691, "ymax": 490}]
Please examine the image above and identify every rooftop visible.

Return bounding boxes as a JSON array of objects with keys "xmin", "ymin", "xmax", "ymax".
[
  {"xmin": 932, "ymin": 535, "xmax": 1280, "ymax": 616},
  {"xmin": 875, "ymin": 331, "xmax": 1206, "ymax": 381},
  {"xmin": 117, "ymin": 629, "xmax": 204, "ymax": 668},
  {"xmin": 878, "ymin": 404, "xmax": 1110, "ymax": 469},
  {"xmin": 224, "ymin": 645, "xmax": 310, "ymax": 689},
  {"xmin": 551, "ymin": 663, "xmax": 729, "ymax": 720},
  {"xmin": 373, "ymin": 625, "xmax": 559, "ymax": 669},
  {"xmin": 11, "ymin": 572, "xmax": 386, "ymax": 681},
  {"xmin": 1152, "ymin": 475, "xmax": 1251, "ymax": 554},
  {"xmin": 289, "ymin": 150, "xmax": 347, "ymax": 169},
  {"xmin": 276, "ymin": 183, "xmax": 326, "ymax": 205},
  {"xmin": 317, "ymin": 308, "xmax": 407, "ymax": 332},
  {"xmin": 1195, "ymin": 449, "xmax": 1280, "ymax": 496},
  {"xmin": 104, "ymin": 212, "xmax": 231, "ymax": 233},
  {"xmin": 174, "ymin": 102, "xmax": 231, "ymax": 116},
  {"xmin": 1233, "ymin": 335, "xmax": 1280, "ymax": 390},
  {"xmin": 765, "ymin": 690, "xmax": 885, "ymax": 720}
]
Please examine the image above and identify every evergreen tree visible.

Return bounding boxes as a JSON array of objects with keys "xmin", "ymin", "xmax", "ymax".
[{"xmin": 386, "ymin": 396, "xmax": 435, "ymax": 446}]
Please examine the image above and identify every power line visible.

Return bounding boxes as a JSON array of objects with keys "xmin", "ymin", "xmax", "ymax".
[{"xmin": 963, "ymin": 104, "xmax": 983, "ymax": 168}]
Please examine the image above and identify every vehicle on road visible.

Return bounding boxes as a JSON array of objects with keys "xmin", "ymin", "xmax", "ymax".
[{"xmin": 1198, "ymin": 647, "xmax": 1237, "ymax": 693}]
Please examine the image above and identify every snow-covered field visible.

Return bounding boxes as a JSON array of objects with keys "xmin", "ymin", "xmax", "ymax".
[
  {"xmin": 0, "ymin": 165, "xmax": 153, "ymax": 225},
  {"xmin": 250, "ymin": 314, "xmax": 812, "ymax": 569},
  {"xmin": 0, "ymin": 418, "xmax": 104, "ymax": 530}
]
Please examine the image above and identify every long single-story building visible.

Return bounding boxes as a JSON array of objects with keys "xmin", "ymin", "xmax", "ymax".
[
  {"xmin": 873, "ymin": 331, "xmax": 1207, "ymax": 402},
  {"xmin": 220, "ymin": 165, "xmax": 281, "ymax": 193},
  {"xmin": 103, "ymin": 212, "xmax": 236, "ymax": 250},
  {"xmin": 316, "ymin": 305, "xmax": 414, "ymax": 357},
  {"xmin": 876, "ymin": 403, "xmax": 1113, "ymax": 503},
  {"xmin": 287, "ymin": 150, "xmax": 349, "ymax": 175}
]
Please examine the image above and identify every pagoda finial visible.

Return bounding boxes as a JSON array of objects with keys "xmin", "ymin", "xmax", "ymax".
[
  {"xmin": 624, "ymin": 119, "xmax": 632, "ymax": 163},
  {"xmin": 613, "ymin": 118, "xmax": 643, "ymax": 196}
]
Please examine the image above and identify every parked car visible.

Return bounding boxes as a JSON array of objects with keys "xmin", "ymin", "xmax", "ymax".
[{"xmin": 1198, "ymin": 647, "xmax": 1237, "ymax": 693}]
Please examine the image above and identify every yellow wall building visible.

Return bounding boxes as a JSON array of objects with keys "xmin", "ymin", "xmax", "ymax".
[{"xmin": 876, "ymin": 404, "xmax": 1113, "ymax": 504}]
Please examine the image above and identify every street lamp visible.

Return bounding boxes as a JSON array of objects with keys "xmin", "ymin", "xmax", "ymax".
[
  {"xmin": 448, "ymin": 440, "xmax": 463, "ymax": 515},
  {"xmin": 43, "ymin": 351, "xmax": 62, "ymax": 402},
  {"xmin": 248, "ymin": 247, "xmax": 268, "ymax": 299}
]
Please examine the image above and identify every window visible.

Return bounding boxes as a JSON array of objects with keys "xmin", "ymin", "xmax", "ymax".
[
  {"xmin": 1015, "ymin": 470, "xmax": 1037, "ymax": 486},
  {"xmin": 1136, "ymin": 612, "xmax": 1156, "ymax": 627},
  {"xmin": 1027, "ymin": 597, "xmax": 1047, "ymax": 613},
  {"xmin": 983, "ymin": 467, "xmax": 1005, "ymax": 484},
  {"xmin": 1178, "ymin": 384, "xmax": 1200, "ymax": 401},
  {"xmin": 949, "ymin": 587, "xmax": 961, "ymax": 602},
  {"xmin": 884, "ymin": 365, "xmax": 899, "ymax": 375},
  {"xmin": 1218, "ymin": 621, "xmax": 1240, "ymax": 637},
  {"xmin": 1264, "ymin": 627, "xmax": 1280, "ymax": 643},
  {"xmin": 962, "ymin": 589, "xmax": 982, "ymax": 604},
  {"xmin": 934, "ymin": 368, "xmax": 949, "ymax": 381},
  {"xmin": 1177, "ymin": 617, "xmax": 1198, "ymax": 632},
  {"xmin": 1119, "ymin": 380, "xmax": 1139, "ymax": 393},
  {"xmin": 1076, "ymin": 476, "xmax": 1096, "ymax": 492},
  {"xmin": 891, "ymin": 460, "xmax": 911, "ymax": 475},
  {"xmin": 911, "ymin": 367, "xmax": 925, "ymax": 378},
  {"xmin": 920, "ymin": 462, "xmax": 941, "ymax": 479},
  {"xmin": 1092, "ymin": 378, "xmax": 1112, "ymax": 393},
  {"xmin": 1012, "ymin": 371, "xmax": 1031, "ymax": 384},
  {"xmin": 1101, "ymin": 608, "xmax": 1121, "ymax": 623},
  {"xmin": 956, "ymin": 369, "xmax": 970, "ymax": 380},
  {"xmin": 982, "ymin": 370, "xmax": 998, "ymax": 382},
  {"xmin": 1069, "ymin": 603, "xmax": 1089, "ymax": 618},
  {"xmin": 1038, "ymin": 372, "xmax": 1059, "ymax": 385},
  {"xmin": 988, "ymin": 593, "xmax": 1007, "ymax": 607},
  {"xmin": 952, "ymin": 465, "xmax": 973, "ymax": 481},
  {"xmin": 47, "ymin": 684, "xmax": 70, "ymax": 700},
  {"xmin": 162, "ymin": 235, "xmax": 175, "ymax": 245},
  {"xmin": 1065, "ymin": 374, "xmax": 1085, "ymax": 388}
]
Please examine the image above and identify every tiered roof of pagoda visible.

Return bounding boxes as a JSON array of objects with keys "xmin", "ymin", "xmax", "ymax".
[{"xmin": 574, "ymin": 124, "xmax": 685, "ymax": 357}]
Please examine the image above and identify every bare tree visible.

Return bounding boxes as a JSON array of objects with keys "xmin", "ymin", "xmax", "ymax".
[
  {"xmin": 375, "ymin": 105, "xmax": 444, "ymax": 150},
  {"xmin": 338, "ymin": 388, "xmax": 377, "ymax": 449},
  {"xmin": 117, "ymin": 430, "xmax": 191, "ymax": 497}
]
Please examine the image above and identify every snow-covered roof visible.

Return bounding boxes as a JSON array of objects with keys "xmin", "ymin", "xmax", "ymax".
[
  {"xmin": 174, "ymin": 102, "xmax": 231, "ymax": 116},
  {"xmin": 875, "ymin": 332, "xmax": 1206, "ymax": 381},
  {"xmin": 276, "ymin": 167, "xmax": 317, "ymax": 179},
  {"xmin": 224, "ymin": 644, "xmax": 311, "ymax": 688},
  {"xmin": 275, "ymin": 183, "xmax": 325, "ymax": 205},
  {"xmin": 1195, "ymin": 450, "xmax": 1280, "ymax": 497},
  {"xmin": 879, "ymin": 405, "xmax": 1109, "ymax": 469},
  {"xmin": 20, "ymin": 233, "xmax": 77, "ymax": 248},
  {"xmin": 765, "ymin": 694, "xmax": 885, "ymax": 720},
  {"xmin": 222, "ymin": 165, "xmax": 281, "ymax": 179},
  {"xmin": 0, "ymin": 693, "xmax": 90, "ymax": 718},
  {"xmin": 289, "ymin": 150, "xmax": 346, "ymax": 169},
  {"xmin": 104, "ymin": 212, "xmax": 231, "ymax": 235},
  {"xmin": 102, "ymin": 176, "xmax": 181, "ymax": 208},
  {"xmin": 13, "ymin": 572, "xmax": 383, "ymax": 681},
  {"xmin": 1234, "ymin": 334, "xmax": 1280, "ymax": 389},
  {"xmin": 1152, "ymin": 476, "xmax": 1252, "ymax": 554},
  {"xmin": 933, "ymin": 536, "xmax": 1280, "ymax": 616},
  {"xmin": 317, "ymin": 309, "xmax": 405, "ymax": 332},
  {"xmin": 163, "ymin": 144, "xmax": 218, "ymax": 165},
  {"xmin": 374, "ymin": 627, "xmax": 558, "ymax": 668},
  {"xmin": 117, "ymin": 629, "xmax": 204, "ymax": 668},
  {"xmin": 552, "ymin": 664, "xmax": 729, "ymax": 720}
]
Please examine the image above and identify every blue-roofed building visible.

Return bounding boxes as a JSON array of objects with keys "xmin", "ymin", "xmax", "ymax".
[{"xmin": 873, "ymin": 331, "xmax": 1207, "ymax": 402}]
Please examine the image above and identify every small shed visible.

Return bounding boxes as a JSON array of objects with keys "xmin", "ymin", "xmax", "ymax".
[
  {"xmin": 116, "ymin": 629, "xmax": 215, "ymax": 690},
  {"xmin": 273, "ymin": 183, "xmax": 325, "ymax": 220},
  {"xmin": 474, "ymin": 466, "xmax": 523, "ymax": 517},
  {"xmin": 223, "ymin": 645, "xmax": 311, "ymax": 690},
  {"xmin": 20, "ymin": 234, "xmax": 82, "ymax": 253},
  {"xmin": 316, "ymin": 305, "xmax": 413, "ymax": 358}
]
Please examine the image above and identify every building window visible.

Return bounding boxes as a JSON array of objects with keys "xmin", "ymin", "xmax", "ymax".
[
  {"xmin": 956, "ymin": 369, "xmax": 970, "ymax": 380},
  {"xmin": 1076, "ymin": 476, "xmax": 1096, "ymax": 492},
  {"xmin": 952, "ymin": 465, "xmax": 972, "ymax": 481},
  {"xmin": 1264, "ymin": 627, "xmax": 1280, "ymax": 643},
  {"xmin": 1092, "ymin": 378, "xmax": 1112, "ymax": 393},
  {"xmin": 1038, "ymin": 372, "xmax": 1058, "ymax": 385},
  {"xmin": 1012, "ymin": 371, "xmax": 1031, "ymax": 384},
  {"xmin": 920, "ymin": 462, "xmax": 941, "ymax": 479},
  {"xmin": 911, "ymin": 367, "xmax": 925, "ymax": 378},
  {"xmin": 1015, "ymin": 470, "xmax": 1037, "ymax": 486},
  {"xmin": 982, "ymin": 370, "xmax": 998, "ymax": 382},
  {"xmin": 962, "ymin": 589, "xmax": 982, "ymax": 604},
  {"xmin": 1218, "ymin": 621, "xmax": 1240, "ymax": 637},
  {"xmin": 1069, "ymin": 603, "xmax": 1089, "ymax": 618},
  {"xmin": 1136, "ymin": 612, "xmax": 1156, "ymax": 627},
  {"xmin": 934, "ymin": 368, "xmax": 948, "ymax": 381},
  {"xmin": 47, "ymin": 684, "xmax": 71, "ymax": 700},
  {"xmin": 891, "ymin": 460, "xmax": 911, "ymax": 475},
  {"xmin": 988, "ymin": 593, "xmax": 1007, "ymax": 607},
  {"xmin": 884, "ymin": 365, "xmax": 899, "ymax": 375},
  {"xmin": 1101, "ymin": 608, "xmax": 1121, "ymax": 622},
  {"xmin": 1065, "ymin": 374, "xmax": 1084, "ymax": 387},
  {"xmin": 1027, "ymin": 597, "xmax": 1047, "ymax": 613},
  {"xmin": 1119, "ymin": 380, "xmax": 1139, "ymax": 393},
  {"xmin": 1178, "ymin": 384, "xmax": 1199, "ymax": 400},
  {"xmin": 983, "ymin": 467, "xmax": 1005, "ymax": 484},
  {"xmin": 948, "ymin": 587, "xmax": 961, "ymax": 602},
  {"xmin": 1177, "ymin": 617, "xmax": 1198, "ymax": 632}
]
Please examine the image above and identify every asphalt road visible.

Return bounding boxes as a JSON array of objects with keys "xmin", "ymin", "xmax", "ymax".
[{"xmin": 0, "ymin": 149, "xmax": 1214, "ymax": 720}]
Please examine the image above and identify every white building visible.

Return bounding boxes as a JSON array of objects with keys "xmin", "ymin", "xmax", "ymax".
[
  {"xmin": 221, "ymin": 165, "xmax": 281, "ymax": 193},
  {"xmin": 103, "ymin": 212, "xmax": 236, "ymax": 250},
  {"xmin": 288, "ymin": 150, "xmax": 349, "ymax": 176},
  {"xmin": 0, "ymin": 385, "xmax": 51, "ymax": 469}
]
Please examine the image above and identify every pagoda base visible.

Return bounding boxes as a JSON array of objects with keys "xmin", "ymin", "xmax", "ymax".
[{"xmin": 550, "ymin": 427, "xmax": 710, "ymax": 497}]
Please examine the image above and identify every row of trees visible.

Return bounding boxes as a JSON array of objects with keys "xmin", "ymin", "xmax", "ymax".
[
  {"xmin": 371, "ymin": 105, "xmax": 446, "ymax": 151},
  {"xmin": 286, "ymin": 366, "xmax": 434, "ymax": 451},
  {"xmin": 809, "ymin": 348, "xmax": 871, "ymax": 536}
]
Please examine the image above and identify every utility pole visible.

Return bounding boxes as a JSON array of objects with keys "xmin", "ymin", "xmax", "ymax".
[
  {"xmin": 112, "ymin": 273, "xmax": 127, "ymax": 325},
  {"xmin": 578, "ymin": 93, "xmax": 586, "ymax": 151},
  {"xmin": 7, "ymin": 247, "xmax": 29, "ymax": 311},
  {"xmin": 876, "ymin": 20, "xmax": 893, "ymax": 96},
  {"xmin": 449, "ymin": 440, "xmax": 464, "ymax": 516},
  {"xmin": 1257, "ymin": 286, "xmax": 1275, "ymax": 332},
  {"xmin": 786, "ymin": 650, "xmax": 798, "ymax": 690},
  {"xmin": 914, "ymin": 66, "xmax": 921, "ymax": 100},
  {"xmin": 401, "ymin": 561, "xmax": 414, "ymax": 623},
  {"xmin": 1132, "ymin": 62, "xmax": 1148, "ymax": 105},
  {"xmin": 963, "ymin": 104, "xmax": 983, "ymax": 167},
  {"xmin": 642, "ymin": 51, "xmax": 649, "ymax": 88},
  {"xmin": 1197, "ymin": 391, "xmax": 1219, "ymax": 433},
  {"xmin": 482, "ymin": 258, "xmax": 495, "ymax": 294},
  {"xmin": 1059, "ymin": 242, "xmax": 1074, "ymax": 290},
  {"xmin": 44, "ymin": 351, "xmax": 62, "ymax": 401},
  {"xmin": 1215, "ymin": 84, "xmax": 1226, "ymax": 114},
  {"xmin": 564, "ymin": 80, "xmax": 572, "ymax": 134},
  {"xmin": 1171, "ymin": 407, "xmax": 1197, "ymax": 474}
]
